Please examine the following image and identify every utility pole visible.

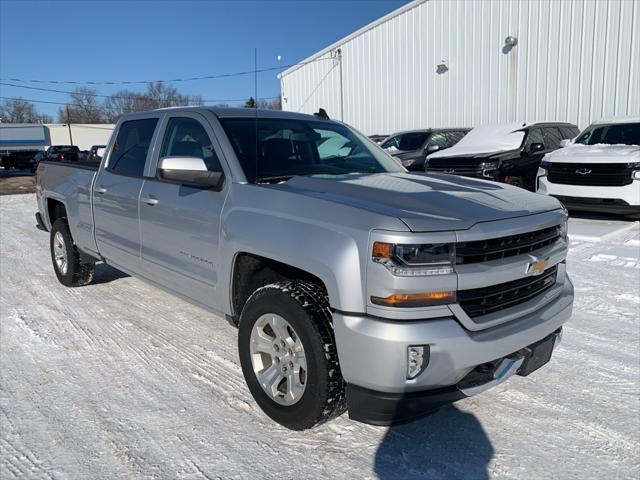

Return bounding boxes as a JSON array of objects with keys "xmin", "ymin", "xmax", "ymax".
[{"xmin": 66, "ymin": 105, "xmax": 73, "ymax": 145}]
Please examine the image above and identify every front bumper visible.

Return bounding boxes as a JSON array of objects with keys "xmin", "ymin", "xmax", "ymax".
[
  {"xmin": 333, "ymin": 275, "xmax": 573, "ymax": 423},
  {"xmin": 346, "ymin": 329, "xmax": 562, "ymax": 425},
  {"xmin": 538, "ymin": 175, "xmax": 640, "ymax": 211}
]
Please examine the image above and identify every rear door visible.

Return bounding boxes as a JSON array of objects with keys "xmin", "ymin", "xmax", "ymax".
[
  {"xmin": 138, "ymin": 112, "xmax": 228, "ymax": 309},
  {"xmin": 93, "ymin": 116, "xmax": 160, "ymax": 269}
]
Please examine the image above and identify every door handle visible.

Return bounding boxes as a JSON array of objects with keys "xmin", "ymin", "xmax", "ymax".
[
  {"xmin": 95, "ymin": 186, "xmax": 107, "ymax": 194},
  {"xmin": 142, "ymin": 196, "xmax": 158, "ymax": 206}
]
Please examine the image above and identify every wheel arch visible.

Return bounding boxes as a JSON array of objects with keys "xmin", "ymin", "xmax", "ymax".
[{"xmin": 229, "ymin": 252, "xmax": 330, "ymax": 325}]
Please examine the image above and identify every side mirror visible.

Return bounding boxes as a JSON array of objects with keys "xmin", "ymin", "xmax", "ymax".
[
  {"xmin": 559, "ymin": 139, "xmax": 571, "ymax": 148},
  {"xmin": 158, "ymin": 156, "xmax": 223, "ymax": 188},
  {"xmin": 426, "ymin": 144, "xmax": 441, "ymax": 154},
  {"xmin": 529, "ymin": 142, "xmax": 545, "ymax": 153}
]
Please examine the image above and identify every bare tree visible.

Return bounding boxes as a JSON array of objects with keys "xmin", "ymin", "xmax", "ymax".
[
  {"xmin": 58, "ymin": 87, "xmax": 104, "ymax": 123},
  {"xmin": 102, "ymin": 83, "xmax": 204, "ymax": 122},
  {"xmin": 0, "ymin": 98, "xmax": 50, "ymax": 123},
  {"xmin": 256, "ymin": 97, "xmax": 282, "ymax": 110},
  {"xmin": 103, "ymin": 89, "xmax": 147, "ymax": 123}
]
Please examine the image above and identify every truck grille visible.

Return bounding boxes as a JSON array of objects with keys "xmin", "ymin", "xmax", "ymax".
[
  {"xmin": 427, "ymin": 158, "xmax": 483, "ymax": 176},
  {"xmin": 547, "ymin": 163, "xmax": 633, "ymax": 186},
  {"xmin": 456, "ymin": 226, "xmax": 561, "ymax": 264},
  {"xmin": 458, "ymin": 265, "xmax": 558, "ymax": 318}
]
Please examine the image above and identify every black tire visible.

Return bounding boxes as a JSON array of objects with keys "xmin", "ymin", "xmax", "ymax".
[
  {"xmin": 50, "ymin": 218, "xmax": 95, "ymax": 287},
  {"xmin": 505, "ymin": 176, "xmax": 525, "ymax": 188},
  {"xmin": 238, "ymin": 281, "xmax": 346, "ymax": 430}
]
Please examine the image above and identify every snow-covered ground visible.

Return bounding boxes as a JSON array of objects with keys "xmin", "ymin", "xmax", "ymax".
[{"xmin": 1, "ymin": 194, "xmax": 638, "ymax": 480}]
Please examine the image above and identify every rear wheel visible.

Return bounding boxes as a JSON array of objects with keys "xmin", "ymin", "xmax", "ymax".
[
  {"xmin": 50, "ymin": 218, "xmax": 95, "ymax": 287},
  {"xmin": 238, "ymin": 281, "xmax": 346, "ymax": 430}
]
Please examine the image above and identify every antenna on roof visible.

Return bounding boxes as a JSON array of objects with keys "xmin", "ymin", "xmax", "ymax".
[{"xmin": 254, "ymin": 47, "xmax": 258, "ymax": 183}]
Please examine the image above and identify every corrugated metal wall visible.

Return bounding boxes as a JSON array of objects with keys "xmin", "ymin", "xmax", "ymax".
[{"xmin": 280, "ymin": 0, "xmax": 639, "ymax": 135}]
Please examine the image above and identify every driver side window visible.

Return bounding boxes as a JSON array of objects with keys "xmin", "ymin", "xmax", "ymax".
[
  {"xmin": 524, "ymin": 129, "xmax": 545, "ymax": 150},
  {"xmin": 160, "ymin": 117, "xmax": 221, "ymax": 172}
]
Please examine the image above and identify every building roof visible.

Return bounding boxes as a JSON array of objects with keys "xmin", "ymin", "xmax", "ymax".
[{"xmin": 279, "ymin": 0, "xmax": 429, "ymax": 78}]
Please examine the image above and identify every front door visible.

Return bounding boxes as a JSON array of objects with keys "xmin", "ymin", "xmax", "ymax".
[
  {"xmin": 138, "ymin": 113, "xmax": 228, "ymax": 309},
  {"xmin": 93, "ymin": 117, "xmax": 160, "ymax": 269}
]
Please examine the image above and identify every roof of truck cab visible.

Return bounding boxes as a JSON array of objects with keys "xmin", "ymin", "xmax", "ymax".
[
  {"xmin": 151, "ymin": 106, "xmax": 325, "ymax": 122},
  {"xmin": 592, "ymin": 116, "xmax": 640, "ymax": 125}
]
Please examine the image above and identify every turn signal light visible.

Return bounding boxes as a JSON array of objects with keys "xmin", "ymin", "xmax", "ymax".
[
  {"xmin": 371, "ymin": 291, "xmax": 456, "ymax": 308},
  {"xmin": 372, "ymin": 241, "xmax": 393, "ymax": 259}
]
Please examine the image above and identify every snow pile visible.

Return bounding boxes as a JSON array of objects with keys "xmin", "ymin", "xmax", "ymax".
[
  {"xmin": 429, "ymin": 123, "xmax": 526, "ymax": 157},
  {"xmin": 1, "ymin": 195, "xmax": 638, "ymax": 479}
]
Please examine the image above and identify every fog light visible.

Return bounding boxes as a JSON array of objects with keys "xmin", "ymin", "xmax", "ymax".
[{"xmin": 407, "ymin": 345, "xmax": 430, "ymax": 379}]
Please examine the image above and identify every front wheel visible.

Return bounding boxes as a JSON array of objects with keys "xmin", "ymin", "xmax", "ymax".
[
  {"xmin": 50, "ymin": 218, "xmax": 95, "ymax": 287},
  {"xmin": 505, "ymin": 176, "xmax": 525, "ymax": 188},
  {"xmin": 238, "ymin": 281, "xmax": 346, "ymax": 430}
]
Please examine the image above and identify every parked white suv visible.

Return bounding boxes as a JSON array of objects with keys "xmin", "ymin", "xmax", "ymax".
[{"xmin": 537, "ymin": 117, "xmax": 640, "ymax": 218}]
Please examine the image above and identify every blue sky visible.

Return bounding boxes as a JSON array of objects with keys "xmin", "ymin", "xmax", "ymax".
[{"xmin": 0, "ymin": 0, "xmax": 407, "ymax": 118}]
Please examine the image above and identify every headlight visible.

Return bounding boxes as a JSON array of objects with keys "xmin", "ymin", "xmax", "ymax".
[
  {"xmin": 401, "ymin": 158, "xmax": 414, "ymax": 167},
  {"xmin": 558, "ymin": 216, "xmax": 568, "ymax": 240},
  {"xmin": 372, "ymin": 242, "xmax": 455, "ymax": 276},
  {"xmin": 481, "ymin": 161, "xmax": 500, "ymax": 170},
  {"xmin": 481, "ymin": 161, "xmax": 500, "ymax": 178},
  {"xmin": 540, "ymin": 160, "xmax": 551, "ymax": 173},
  {"xmin": 630, "ymin": 162, "xmax": 640, "ymax": 180}
]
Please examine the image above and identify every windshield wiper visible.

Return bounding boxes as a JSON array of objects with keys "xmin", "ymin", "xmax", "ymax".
[{"xmin": 255, "ymin": 175, "xmax": 296, "ymax": 184}]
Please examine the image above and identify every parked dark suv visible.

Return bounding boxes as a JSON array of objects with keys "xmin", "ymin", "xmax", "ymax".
[
  {"xmin": 426, "ymin": 122, "xmax": 580, "ymax": 190},
  {"xmin": 380, "ymin": 128, "xmax": 470, "ymax": 171}
]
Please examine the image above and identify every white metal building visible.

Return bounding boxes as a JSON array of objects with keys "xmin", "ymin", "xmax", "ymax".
[{"xmin": 279, "ymin": 0, "xmax": 639, "ymax": 135}]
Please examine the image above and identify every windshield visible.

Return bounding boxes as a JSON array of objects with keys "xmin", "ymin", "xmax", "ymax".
[
  {"xmin": 219, "ymin": 117, "xmax": 404, "ymax": 183},
  {"xmin": 450, "ymin": 124, "xmax": 525, "ymax": 151},
  {"xmin": 381, "ymin": 132, "xmax": 429, "ymax": 151},
  {"xmin": 574, "ymin": 122, "xmax": 640, "ymax": 146}
]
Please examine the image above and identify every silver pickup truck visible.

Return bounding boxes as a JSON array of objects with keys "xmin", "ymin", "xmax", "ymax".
[{"xmin": 35, "ymin": 107, "xmax": 573, "ymax": 430}]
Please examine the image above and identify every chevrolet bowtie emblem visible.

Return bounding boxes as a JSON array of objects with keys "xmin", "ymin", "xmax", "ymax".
[
  {"xmin": 526, "ymin": 257, "xmax": 549, "ymax": 276},
  {"xmin": 444, "ymin": 169, "xmax": 455, "ymax": 174},
  {"xmin": 576, "ymin": 168, "xmax": 592, "ymax": 175}
]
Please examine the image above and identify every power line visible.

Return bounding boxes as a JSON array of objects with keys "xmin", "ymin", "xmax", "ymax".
[
  {"xmin": 0, "ymin": 96, "xmax": 68, "ymax": 106},
  {"xmin": 0, "ymin": 82, "xmax": 279, "ymax": 103},
  {"xmin": 0, "ymin": 94, "xmax": 279, "ymax": 107},
  {"xmin": 0, "ymin": 58, "xmax": 333, "ymax": 86},
  {"xmin": 297, "ymin": 63, "xmax": 338, "ymax": 113}
]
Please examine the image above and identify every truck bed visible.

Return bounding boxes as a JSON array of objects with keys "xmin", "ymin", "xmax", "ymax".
[
  {"xmin": 40, "ymin": 160, "xmax": 100, "ymax": 170},
  {"xmin": 36, "ymin": 160, "xmax": 99, "ymax": 254}
]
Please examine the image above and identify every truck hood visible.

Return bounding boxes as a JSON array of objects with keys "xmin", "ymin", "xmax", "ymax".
[
  {"xmin": 545, "ymin": 144, "xmax": 640, "ymax": 164},
  {"xmin": 272, "ymin": 173, "xmax": 561, "ymax": 232}
]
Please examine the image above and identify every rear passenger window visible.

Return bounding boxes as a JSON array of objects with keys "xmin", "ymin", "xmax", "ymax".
[
  {"xmin": 428, "ymin": 132, "xmax": 450, "ymax": 149},
  {"xmin": 446, "ymin": 131, "xmax": 466, "ymax": 144},
  {"xmin": 108, "ymin": 118, "xmax": 158, "ymax": 177},
  {"xmin": 160, "ymin": 117, "xmax": 221, "ymax": 171},
  {"xmin": 542, "ymin": 127, "xmax": 563, "ymax": 149},
  {"xmin": 560, "ymin": 126, "xmax": 579, "ymax": 139}
]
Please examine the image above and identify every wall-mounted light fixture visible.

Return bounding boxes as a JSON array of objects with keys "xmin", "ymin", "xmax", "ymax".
[{"xmin": 503, "ymin": 36, "xmax": 518, "ymax": 54}]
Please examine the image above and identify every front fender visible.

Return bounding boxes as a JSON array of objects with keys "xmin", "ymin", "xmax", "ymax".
[{"xmin": 220, "ymin": 207, "xmax": 368, "ymax": 314}]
